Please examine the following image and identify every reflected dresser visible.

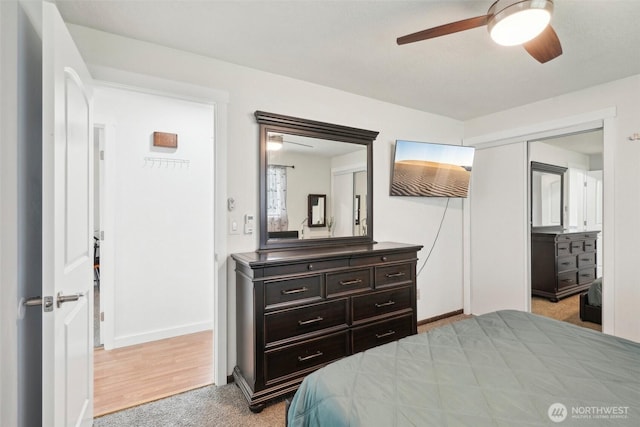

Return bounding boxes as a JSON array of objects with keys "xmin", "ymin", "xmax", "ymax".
[
  {"xmin": 231, "ymin": 242, "xmax": 422, "ymax": 412},
  {"xmin": 531, "ymin": 230, "xmax": 600, "ymax": 302}
]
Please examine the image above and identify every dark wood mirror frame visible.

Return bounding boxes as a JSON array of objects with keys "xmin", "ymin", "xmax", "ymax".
[
  {"xmin": 256, "ymin": 111, "xmax": 378, "ymax": 250},
  {"xmin": 530, "ymin": 161, "xmax": 567, "ymax": 232},
  {"xmin": 307, "ymin": 194, "xmax": 326, "ymax": 228}
]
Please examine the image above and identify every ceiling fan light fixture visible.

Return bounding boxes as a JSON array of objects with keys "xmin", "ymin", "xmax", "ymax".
[
  {"xmin": 267, "ymin": 134, "xmax": 284, "ymax": 151},
  {"xmin": 488, "ymin": 0, "xmax": 553, "ymax": 46}
]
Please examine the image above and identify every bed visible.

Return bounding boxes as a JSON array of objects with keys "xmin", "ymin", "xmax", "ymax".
[
  {"xmin": 287, "ymin": 310, "xmax": 639, "ymax": 426},
  {"xmin": 580, "ymin": 278, "xmax": 602, "ymax": 324}
]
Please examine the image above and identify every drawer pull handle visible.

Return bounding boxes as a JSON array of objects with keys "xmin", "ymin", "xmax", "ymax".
[
  {"xmin": 580, "ymin": 258, "xmax": 590, "ymax": 262},
  {"xmin": 298, "ymin": 316, "xmax": 324, "ymax": 326},
  {"xmin": 298, "ymin": 351, "xmax": 323, "ymax": 362},
  {"xmin": 385, "ymin": 272, "xmax": 405, "ymax": 278},
  {"xmin": 375, "ymin": 300, "xmax": 396, "ymax": 308},
  {"xmin": 561, "ymin": 262, "xmax": 571, "ymax": 266},
  {"xmin": 339, "ymin": 279, "xmax": 363, "ymax": 286},
  {"xmin": 561, "ymin": 279, "xmax": 574, "ymax": 284},
  {"xmin": 580, "ymin": 274, "xmax": 592, "ymax": 278},
  {"xmin": 375, "ymin": 330, "xmax": 396, "ymax": 339},
  {"xmin": 381, "ymin": 256, "xmax": 388, "ymax": 262},
  {"xmin": 281, "ymin": 287, "xmax": 308, "ymax": 295}
]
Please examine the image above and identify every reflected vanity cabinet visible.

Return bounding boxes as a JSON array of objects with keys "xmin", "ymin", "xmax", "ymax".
[
  {"xmin": 231, "ymin": 242, "xmax": 422, "ymax": 411},
  {"xmin": 531, "ymin": 231, "xmax": 599, "ymax": 301}
]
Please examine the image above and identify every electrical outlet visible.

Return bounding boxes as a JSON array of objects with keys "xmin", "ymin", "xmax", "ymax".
[{"xmin": 416, "ymin": 289, "xmax": 421, "ymax": 300}]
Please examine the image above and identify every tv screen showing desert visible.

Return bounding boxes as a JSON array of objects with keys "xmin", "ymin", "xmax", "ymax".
[{"xmin": 390, "ymin": 141, "xmax": 475, "ymax": 198}]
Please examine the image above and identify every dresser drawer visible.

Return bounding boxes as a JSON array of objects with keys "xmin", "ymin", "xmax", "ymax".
[
  {"xmin": 264, "ymin": 299, "xmax": 348, "ymax": 345},
  {"xmin": 264, "ymin": 275, "xmax": 322, "ymax": 309},
  {"xmin": 263, "ymin": 259, "xmax": 349, "ymax": 277},
  {"xmin": 557, "ymin": 271, "xmax": 577, "ymax": 291},
  {"xmin": 352, "ymin": 287, "xmax": 412, "ymax": 323},
  {"xmin": 578, "ymin": 268, "xmax": 596, "ymax": 285},
  {"xmin": 350, "ymin": 251, "xmax": 415, "ymax": 267},
  {"xmin": 375, "ymin": 263, "xmax": 412, "ymax": 288},
  {"xmin": 583, "ymin": 239, "xmax": 597, "ymax": 252},
  {"xmin": 557, "ymin": 242, "xmax": 571, "ymax": 257},
  {"xmin": 352, "ymin": 314, "xmax": 413, "ymax": 354},
  {"xmin": 326, "ymin": 268, "xmax": 372, "ymax": 297},
  {"xmin": 557, "ymin": 256, "xmax": 577, "ymax": 273},
  {"xmin": 264, "ymin": 331, "xmax": 348, "ymax": 384},
  {"xmin": 570, "ymin": 241, "xmax": 584, "ymax": 253},
  {"xmin": 577, "ymin": 252, "xmax": 595, "ymax": 268}
]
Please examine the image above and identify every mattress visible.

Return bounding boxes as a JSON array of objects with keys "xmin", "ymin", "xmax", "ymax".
[{"xmin": 287, "ymin": 310, "xmax": 639, "ymax": 426}]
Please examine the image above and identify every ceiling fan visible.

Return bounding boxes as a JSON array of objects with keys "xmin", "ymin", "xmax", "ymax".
[
  {"xmin": 267, "ymin": 134, "xmax": 314, "ymax": 151},
  {"xmin": 397, "ymin": 0, "xmax": 562, "ymax": 63}
]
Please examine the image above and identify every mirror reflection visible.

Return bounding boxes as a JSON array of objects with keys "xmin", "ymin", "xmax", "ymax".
[
  {"xmin": 531, "ymin": 161, "xmax": 567, "ymax": 229},
  {"xmin": 266, "ymin": 132, "xmax": 367, "ymax": 241},
  {"xmin": 308, "ymin": 194, "xmax": 326, "ymax": 228}
]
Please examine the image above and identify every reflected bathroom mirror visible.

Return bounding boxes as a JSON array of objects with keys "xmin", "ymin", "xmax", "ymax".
[
  {"xmin": 308, "ymin": 194, "xmax": 326, "ymax": 228},
  {"xmin": 257, "ymin": 111, "xmax": 378, "ymax": 250},
  {"xmin": 531, "ymin": 161, "xmax": 567, "ymax": 230}
]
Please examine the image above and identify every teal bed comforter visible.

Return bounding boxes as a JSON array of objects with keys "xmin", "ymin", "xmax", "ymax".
[{"xmin": 287, "ymin": 310, "xmax": 639, "ymax": 426}]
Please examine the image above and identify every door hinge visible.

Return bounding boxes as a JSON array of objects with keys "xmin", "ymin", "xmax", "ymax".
[
  {"xmin": 99, "ymin": 150, "xmax": 105, "ymax": 160},
  {"xmin": 100, "ymin": 312, "xmax": 104, "ymax": 322}
]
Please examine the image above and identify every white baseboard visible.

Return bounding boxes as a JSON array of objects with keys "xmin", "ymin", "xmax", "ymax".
[{"xmin": 112, "ymin": 321, "xmax": 213, "ymax": 349}]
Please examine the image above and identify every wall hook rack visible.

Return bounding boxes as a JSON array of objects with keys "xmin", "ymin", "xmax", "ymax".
[{"xmin": 144, "ymin": 156, "xmax": 190, "ymax": 168}]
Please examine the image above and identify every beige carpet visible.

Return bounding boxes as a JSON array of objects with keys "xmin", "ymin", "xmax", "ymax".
[{"xmin": 532, "ymin": 293, "xmax": 602, "ymax": 332}]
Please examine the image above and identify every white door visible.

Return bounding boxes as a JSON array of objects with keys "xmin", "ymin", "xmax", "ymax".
[
  {"xmin": 585, "ymin": 170, "xmax": 603, "ymax": 276},
  {"xmin": 41, "ymin": 2, "xmax": 94, "ymax": 426},
  {"xmin": 332, "ymin": 172, "xmax": 354, "ymax": 237},
  {"xmin": 469, "ymin": 142, "xmax": 529, "ymax": 314}
]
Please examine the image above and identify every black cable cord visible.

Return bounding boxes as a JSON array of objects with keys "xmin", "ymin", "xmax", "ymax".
[{"xmin": 417, "ymin": 198, "xmax": 450, "ymax": 278}]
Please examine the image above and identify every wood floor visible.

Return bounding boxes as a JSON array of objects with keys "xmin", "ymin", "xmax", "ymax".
[{"xmin": 94, "ymin": 330, "xmax": 213, "ymax": 417}]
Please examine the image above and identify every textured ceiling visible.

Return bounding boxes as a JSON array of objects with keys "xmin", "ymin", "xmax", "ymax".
[{"xmin": 55, "ymin": 0, "xmax": 640, "ymax": 120}]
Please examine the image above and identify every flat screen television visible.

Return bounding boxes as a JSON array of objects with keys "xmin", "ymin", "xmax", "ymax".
[{"xmin": 390, "ymin": 140, "xmax": 475, "ymax": 198}]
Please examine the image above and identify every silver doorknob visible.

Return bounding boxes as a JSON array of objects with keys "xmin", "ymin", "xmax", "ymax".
[{"xmin": 56, "ymin": 292, "xmax": 84, "ymax": 308}]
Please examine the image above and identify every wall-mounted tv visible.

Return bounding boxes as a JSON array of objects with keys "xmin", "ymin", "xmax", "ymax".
[{"xmin": 390, "ymin": 140, "xmax": 475, "ymax": 198}]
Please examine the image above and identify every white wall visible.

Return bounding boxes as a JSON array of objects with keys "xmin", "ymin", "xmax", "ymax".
[
  {"xmin": 93, "ymin": 86, "xmax": 214, "ymax": 348},
  {"xmin": 66, "ymin": 24, "xmax": 466, "ymax": 373},
  {"xmin": 529, "ymin": 142, "xmax": 591, "ymax": 169},
  {"xmin": 465, "ymin": 75, "xmax": 640, "ymax": 342}
]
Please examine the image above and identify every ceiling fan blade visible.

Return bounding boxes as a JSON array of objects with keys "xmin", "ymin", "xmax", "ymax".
[
  {"xmin": 523, "ymin": 25, "xmax": 563, "ymax": 63},
  {"xmin": 397, "ymin": 15, "xmax": 489, "ymax": 45}
]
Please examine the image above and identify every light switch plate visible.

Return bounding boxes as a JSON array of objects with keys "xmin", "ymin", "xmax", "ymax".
[{"xmin": 229, "ymin": 216, "xmax": 240, "ymax": 235}]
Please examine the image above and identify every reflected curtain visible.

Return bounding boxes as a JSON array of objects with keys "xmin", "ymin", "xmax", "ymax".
[{"xmin": 267, "ymin": 165, "xmax": 288, "ymax": 231}]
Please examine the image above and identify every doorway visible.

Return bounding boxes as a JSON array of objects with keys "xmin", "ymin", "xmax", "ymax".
[
  {"xmin": 529, "ymin": 129, "xmax": 603, "ymax": 332},
  {"xmin": 92, "ymin": 86, "xmax": 216, "ymax": 416}
]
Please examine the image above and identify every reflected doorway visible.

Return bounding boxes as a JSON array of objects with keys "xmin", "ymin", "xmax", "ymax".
[{"xmin": 529, "ymin": 129, "xmax": 603, "ymax": 332}]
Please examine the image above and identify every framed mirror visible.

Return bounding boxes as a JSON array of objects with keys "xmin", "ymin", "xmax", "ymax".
[
  {"xmin": 257, "ymin": 111, "xmax": 378, "ymax": 250},
  {"xmin": 308, "ymin": 194, "xmax": 326, "ymax": 228},
  {"xmin": 531, "ymin": 161, "xmax": 567, "ymax": 231}
]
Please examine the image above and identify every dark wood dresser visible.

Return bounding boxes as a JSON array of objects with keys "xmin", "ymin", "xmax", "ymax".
[
  {"xmin": 531, "ymin": 231, "xmax": 599, "ymax": 302},
  {"xmin": 231, "ymin": 242, "xmax": 422, "ymax": 411}
]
